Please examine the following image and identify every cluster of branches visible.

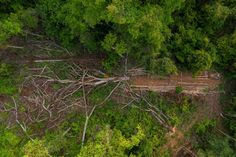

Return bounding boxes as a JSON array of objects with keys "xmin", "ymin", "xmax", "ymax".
[
  {"xmin": 0, "ymin": 64, "xmax": 127, "ymax": 136},
  {"xmin": 119, "ymin": 82, "xmax": 175, "ymax": 132},
  {"xmin": 1, "ymin": 64, "xmax": 174, "ymax": 141}
]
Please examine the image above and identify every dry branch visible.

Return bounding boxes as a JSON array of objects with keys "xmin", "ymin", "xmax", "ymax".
[
  {"xmin": 81, "ymin": 76, "xmax": 123, "ymax": 146},
  {"xmin": 2, "ymin": 63, "xmax": 177, "ymax": 140}
]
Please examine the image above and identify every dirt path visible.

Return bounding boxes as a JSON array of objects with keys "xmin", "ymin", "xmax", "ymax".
[{"xmin": 131, "ymin": 72, "xmax": 221, "ymax": 94}]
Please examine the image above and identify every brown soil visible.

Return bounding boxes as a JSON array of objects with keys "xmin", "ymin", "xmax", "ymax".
[{"xmin": 131, "ymin": 71, "xmax": 221, "ymax": 94}]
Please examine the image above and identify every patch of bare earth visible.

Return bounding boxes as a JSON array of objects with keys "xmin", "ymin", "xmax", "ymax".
[{"xmin": 131, "ymin": 71, "xmax": 220, "ymax": 94}]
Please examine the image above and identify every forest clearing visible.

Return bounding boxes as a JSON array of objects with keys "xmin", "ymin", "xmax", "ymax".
[
  {"xmin": 0, "ymin": 53, "xmax": 224, "ymax": 156},
  {"xmin": 0, "ymin": 0, "xmax": 236, "ymax": 156}
]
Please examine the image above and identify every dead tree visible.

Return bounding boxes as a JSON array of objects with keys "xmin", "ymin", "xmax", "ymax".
[{"xmin": 1, "ymin": 65, "xmax": 174, "ymax": 142}]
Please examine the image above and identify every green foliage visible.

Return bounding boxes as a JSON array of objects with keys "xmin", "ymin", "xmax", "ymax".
[
  {"xmin": 175, "ymin": 86, "xmax": 183, "ymax": 94},
  {"xmin": 0, "ymin": 63, "xmax": 12, "ymax": 76},
  {"xmin": 102, "ymin": 53, "xmax": 120, "ymax": 71},
  {"xmin": 36, "ymin": 62, "xmax": 72, "ymax": 79},
  {"xmin": 197, "ymin": 136, "xmax": 235, "ymax": 157},
  {"xmin": 180, "ymin": 97, "xmax": 192, "ymax": 114},
  {"xmin": 0, "ymin": 126, "xmax": 22, "ymax": 157},
  {"xmin": 37, "ymin": 0, "xmax": 63, "ymax": 39},
  {"xmin": 55, "ymin": 91, "xmax": 193, "ymax": 156},
  {"xmin": 194, "ymin": 119, "xmax": 216, "ymax": 135},
  {"xmin": 0, "ymin": 0, "xmax": 236, "ymax": 156},
  {"xmin": 36, "ymin": 0, "xmax": 174, "ymax": 73},
  {"xmin": 102, "ymin": 33, "xmax": 127, "ymax": 57},
  {"xmin": 145, "ymin": 92, "xmax": 194, "ymax": 126},
  {"xmin": 204, "ymin": 2, "xmax": 231, "ymax": 34},
  {"xmin": 77, "ymin": 125, "xmax": 145, "ymax": 157},
  {"xmin": 0, "ymin": 0, "xmax": 235, "ymax": 75},
  {"xmin": 88, "ymin": 83, "xmax": 116, "ymax": 104},
  {"xmin": 34, "ymin": 0, "xmax": 236, "ymax": 75},
  {"xmin": 187, "ymin": 50, "xmax": 213, "ymax": 75},
  {"xmin": 219, "ymin": 85, "xmax": 236, "ymax": 154},
  {"xmin": 192, "ymin": 115, "xmax": 235, "ymax": 156},
  {"xmin": 0, "ymin": 13, "xmax": 22, "ymax": 42},
  {"xmin": 43, "ymin": 132, "xmax": 70, "ymax": 156},
  {"xmin": 42, "ymin": 126, "xmax": 82, "ymax": 157},
  {"xmin": 23, "ymin": 139, "xmax": 50, "ymax": 157},
  {"xmin": 224, "ymin": 96, "xmax": 236, "ymax": 147},
  {"xmin": 0, "ymin": 63, "xmax": 19, "ymax": 95},
  {"xmin": 19, "ymin": 8, "xmax": 38, "ymax": 29},
  {"xmin": 0, "ymin": 0, "xmax": 38, "ymax": 43},
  {"xmin": 151, "ymin": 57, "xmax": 177, "ymax": 76},
  {"xmin": 216, "ymin": 30, "xmax": 236, "ymax": 78}
]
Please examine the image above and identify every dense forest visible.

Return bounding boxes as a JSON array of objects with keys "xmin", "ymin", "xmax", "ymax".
[{"xmin": 0, "ymin": 0, "xmax": 236, "ymax": 156}]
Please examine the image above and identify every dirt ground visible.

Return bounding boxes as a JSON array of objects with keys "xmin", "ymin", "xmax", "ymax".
[{"xmin": 131, "ymin": 71, "xmax": 221, "ymax": 94}]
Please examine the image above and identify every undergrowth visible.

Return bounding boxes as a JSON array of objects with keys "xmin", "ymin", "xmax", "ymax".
[{"xmin": 0, "ymin": 63, "xmax": 22, "ymax": 95}]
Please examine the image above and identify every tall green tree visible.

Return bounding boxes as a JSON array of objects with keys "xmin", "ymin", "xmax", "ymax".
[{"xmin": 77, "ymin": 125, "xmax": 145, "ymax": 157}]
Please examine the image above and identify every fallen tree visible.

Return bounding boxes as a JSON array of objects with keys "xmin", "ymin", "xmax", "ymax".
[{"xmin": 1, "ymin": 64, "xmax": 175, "ymax": 141}]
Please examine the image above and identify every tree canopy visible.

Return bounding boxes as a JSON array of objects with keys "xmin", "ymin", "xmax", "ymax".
[{"xmin": 0, "ymin": 0, "xmax": 235, "ymax": 75}]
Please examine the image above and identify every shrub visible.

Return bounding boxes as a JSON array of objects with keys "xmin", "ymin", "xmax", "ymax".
[
  {"xmin": 0, "ymin": 126, "xmax": 22, "ymax": 157},
  {"xmin": 194, "ymin": 118, "xmax": 216, "ymax": 135},
  {"xmin": 0, "ymin": 64, "xmax": 19, "ymax": 95},
  {"xmin": 0, "ymin": 14, "xmax": 22, "ymax": 43},
  {"xmin": 151, "ymin": 57, "xmax": 177, "ymax": 76},
  {"xmin": 23, "ymin": 139, "xmax": 50, "ymax": 157},
  {"xmin": 187, "ymin": 50, "xmax": 213, "ymax": 75}
]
